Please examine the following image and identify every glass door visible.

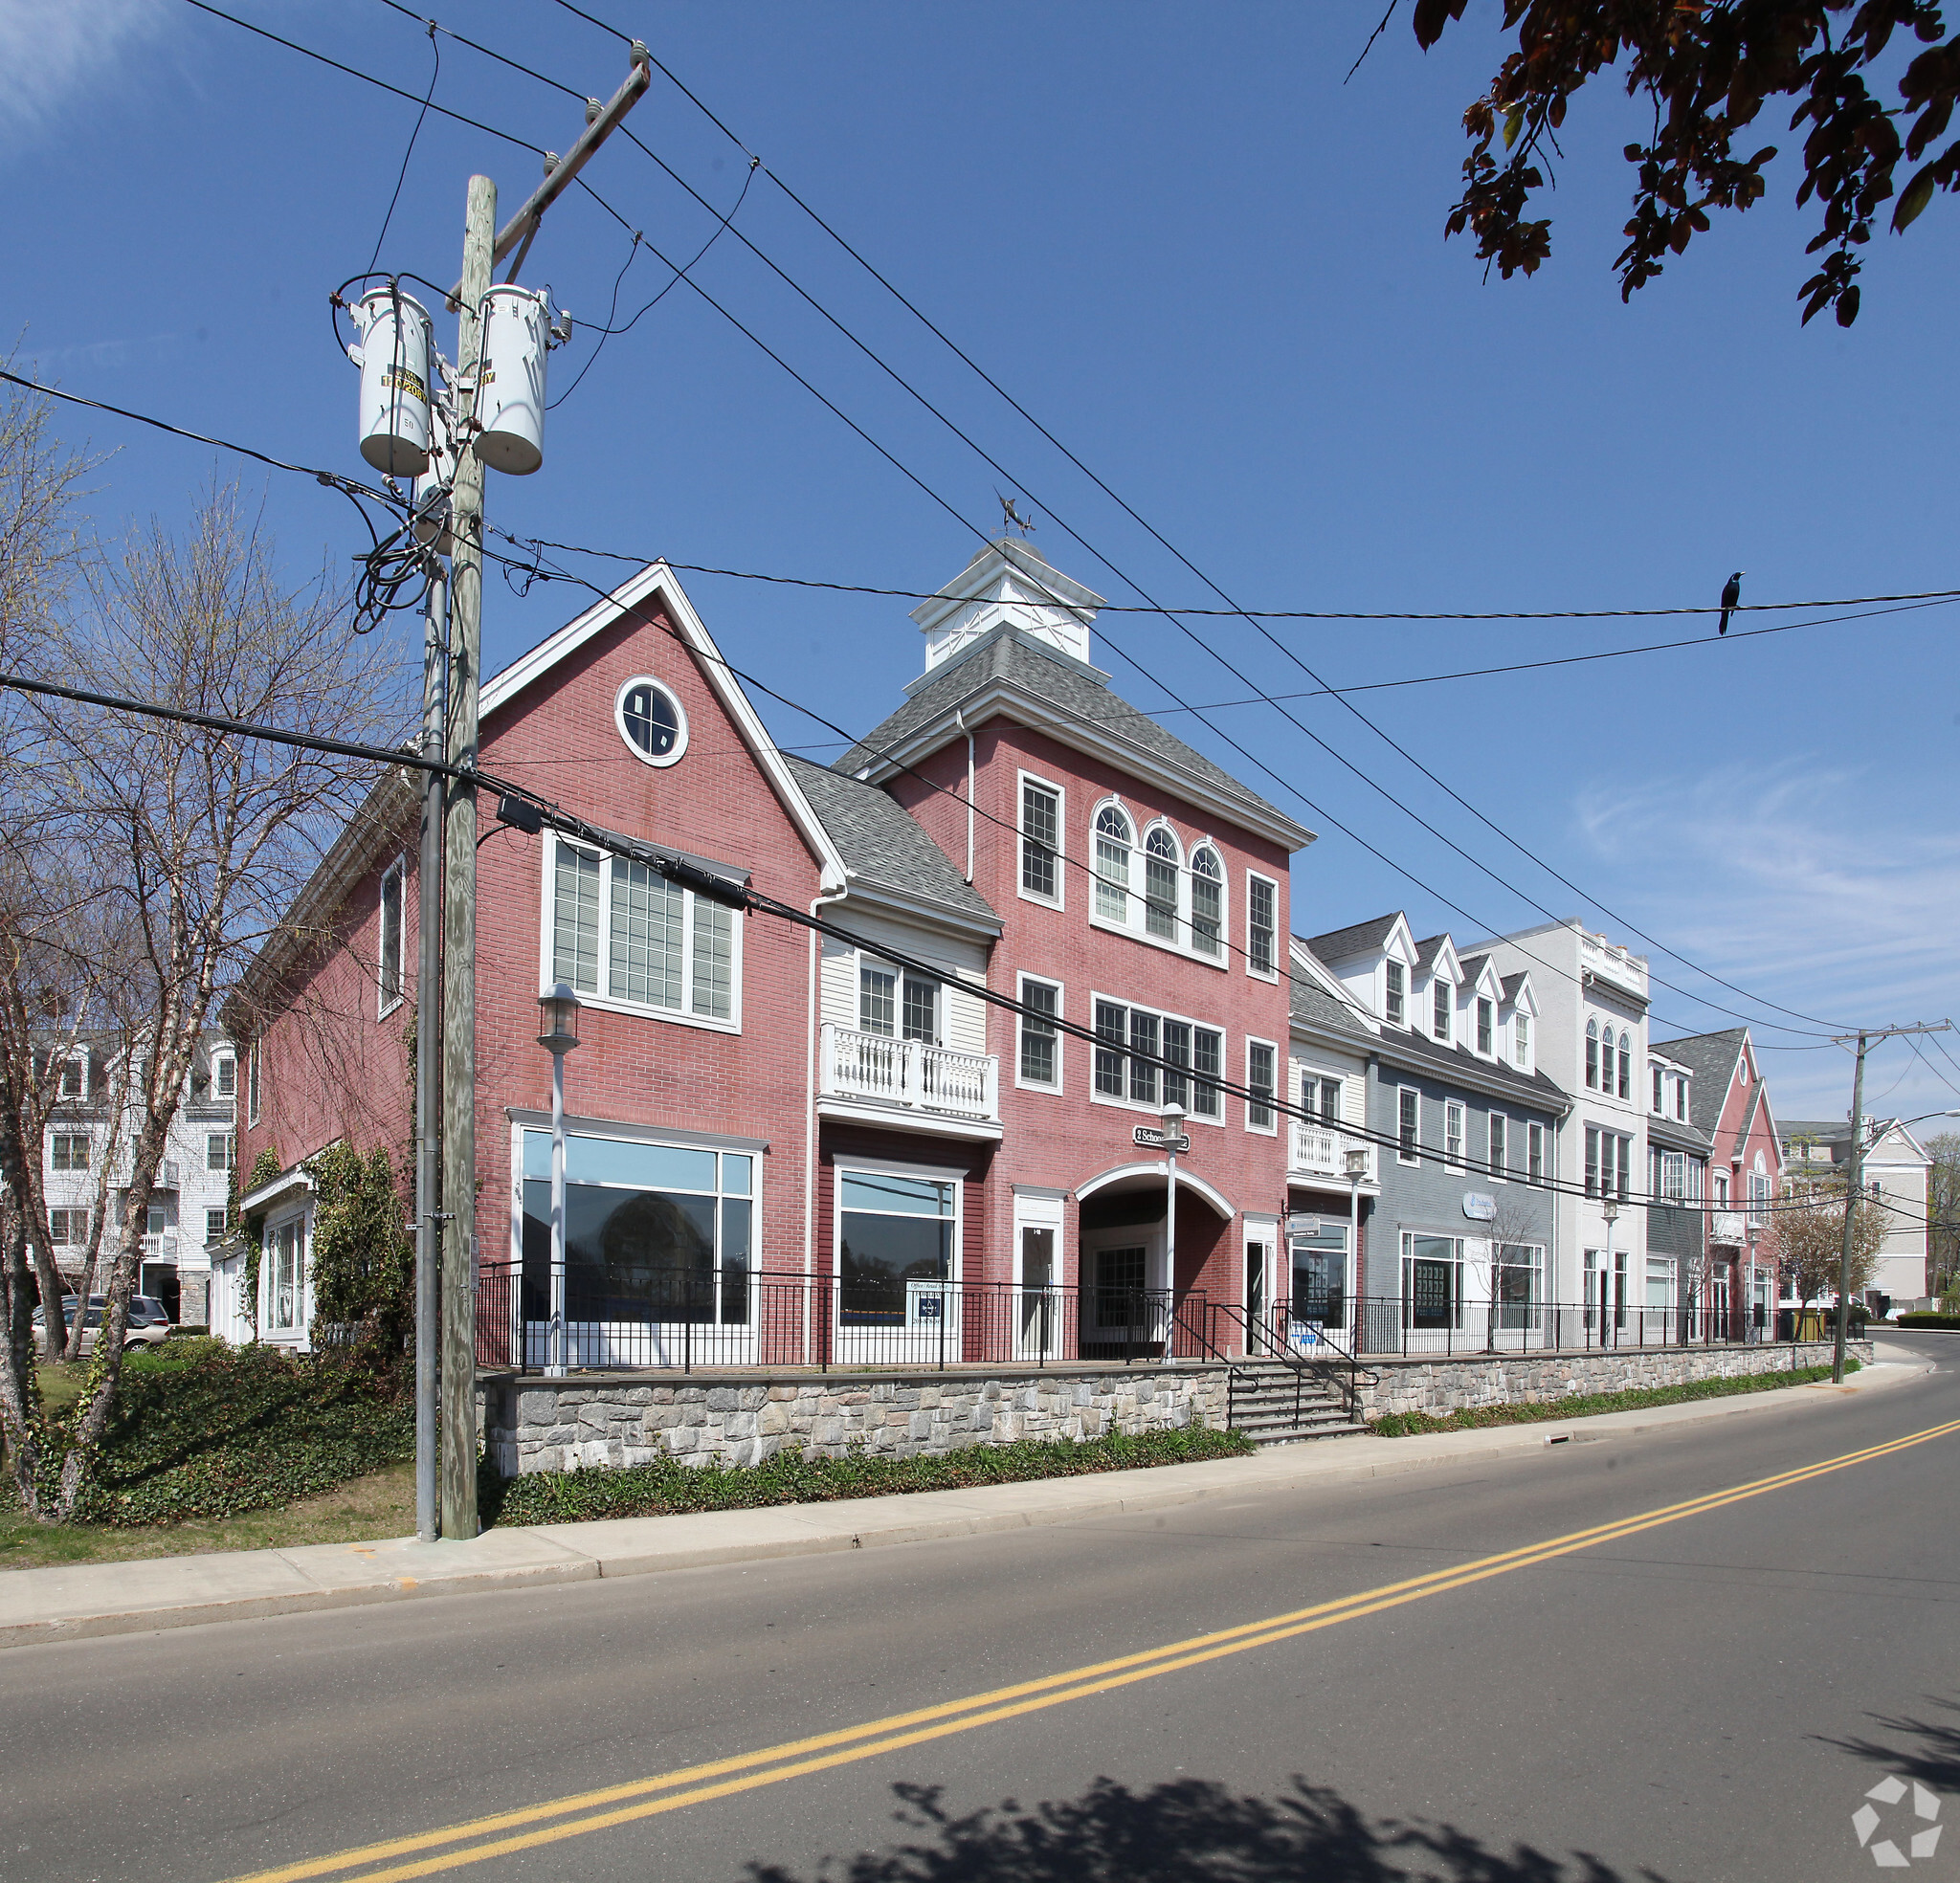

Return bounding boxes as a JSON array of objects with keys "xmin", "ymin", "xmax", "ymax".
[
  {"xmin": 1289, "ymin": 1225, "xmax": 1348, "ymax": 1346},
  {"xmin": 1017, "ymin": 1225, "xmax": 1059, "ymax": 1361}
]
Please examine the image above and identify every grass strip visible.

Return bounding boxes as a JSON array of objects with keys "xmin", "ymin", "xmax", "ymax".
[
  {"xmin": 483, "ymin": 1423, "xmax": 1255, "ymax": 1528},
  {"xmin": 1368, "ymin": 1358, "xmax": 1860, "ymax": 1437}
]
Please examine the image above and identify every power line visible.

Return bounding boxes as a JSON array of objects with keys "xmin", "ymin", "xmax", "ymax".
[
  {"xmin": 0, "ymin": 660, "xmax": 1863, "ymax": 1215},
  {"xmin": 365, "ymin": 15, "xmax": 439, "ymax": 277},
  {"xmin": 100, "ymin": 8, "xmax": 1878, "ymax": 1040},
  {"xmin": 539, "ymin": 0, "xmax": 1860, "ymax": 1038}
]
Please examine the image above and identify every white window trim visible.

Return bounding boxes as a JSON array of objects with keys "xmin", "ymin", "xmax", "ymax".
[
  {"xmin": 1139, "ymin": 818, "xmax": 1185, "ymax": 948},
  {"xmin": 1474, "ymin": 996, "xmax": 1496, "ymax": 1061},
  {"xmin": 614, "ymin": 674, "xmax": 690, "ymax": 769},
  {"xmin": 1429, "ymin": 975, "xmax": 1456, "ymax": 1046},
  {"xmin": 1526, "ymin": 1119, "xmax": 1547, "ymax": 1185},
  {"xmin": 538, "ymin": 829, "xmax": 745, "ymax": 1035},
  {"xmin": 1487, "ymin": 1111, "xmax": 1508, "ymax": 1184},
  {"xmin": 1444, "ymin": 1099, "xmax": 1467, "ymax": 1172},
  {"xmin": 262, "ymin": 1203, "xmax": 311, "ymax": 1341},
  {"xmin": 1396, "ymin": 1085, "xmax": 1421, "ymax": 1165},
  {"xmin": 1188, "ymin": 838, "xmax": 1228, "ymax": 967},
  {"xmin": 1016, "ymin": 769, "xmax": 1065, "ymax": 911},
  {"xmin": 1086, "ymin": 990, "xmax": 1228, "ymax": 1125},
  {"xmin": 378, "ymin": 853, "xmax": 408, "ymax": 1020},
  {"xmin": 213, "ymin": 1052, "xmax": 236, "ymax": 1099},
  {"xmin": 1384, "ymin": 957, "xmax": 1410, "ymax": 1030},
  {"xmin": 1084, "ymin": 799, "xmax": 1230, "ymax": 973},
  {"xmin": 1244, "ymin": 1035, "xmax": 1279, "ymax": 1135},
  {"xmin": 1243, "ymin": 870, "xmax": 1281, "ymax": 981},
  {"xmin": 1014, "ymin": 971, "xmax": 1064, "ymax": 1094}
]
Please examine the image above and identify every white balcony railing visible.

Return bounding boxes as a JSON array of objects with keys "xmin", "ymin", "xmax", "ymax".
[
  {"xmin": 819, "ymin": 1023, "xmax": 998, "ymax": 1122},
  {"xmin": 140, "ymin": 1233, "xmax": 178, "ymax": 1264},
  {"xmin": 112, "ymin": 1158, "xmax": 180, "ymax": 1190},
  {"xmin": 1711, "ymin": 1212, "xmax": 1746, "ymax": 1244},
  {"xmin": 1291, "ymin": 1121, "xmax": 1368, "ymax": 1181}
]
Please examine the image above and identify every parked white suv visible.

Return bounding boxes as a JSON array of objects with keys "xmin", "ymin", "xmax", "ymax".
[{"xmin": 31, "ymin": 1295, "xmax": 172, "ymax": 1355}]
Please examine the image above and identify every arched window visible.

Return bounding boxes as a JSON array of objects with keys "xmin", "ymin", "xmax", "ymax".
[
  {"xmin": 1093, "ymin": 805, "xmax": 1133, "ymax": 923},
  {"xmin": 1143, "ymin": 827, "xmax": 1181, "ymax": 941},
  {"xmin": 1586, "ymin": 1018, "xmax": 1599, "ymax": 1089},
  {"xmin": 1617, "ymin": 1032, "xmax": 1632, "ymax": 1099},
  {"xmin": 1189, "ymin": 847, "xmax": 1223, "ymax": 957}
]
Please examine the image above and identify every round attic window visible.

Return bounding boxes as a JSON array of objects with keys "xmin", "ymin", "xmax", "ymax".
[{"xmin": 615, "ymin": 676, "xmax": 688, "ymax": 767}]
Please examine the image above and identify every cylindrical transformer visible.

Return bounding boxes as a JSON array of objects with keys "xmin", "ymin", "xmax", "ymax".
[
  {"xmin": 474, "ymin": 285, "xmax": 550, "ymax": 475},
  {"xmin": 349, "ymin": 288, "xmax": 434, "ymax": 476}
]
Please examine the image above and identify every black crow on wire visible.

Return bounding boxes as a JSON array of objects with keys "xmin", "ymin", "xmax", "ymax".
[{"xmin": 1718, "ymin": 570, "xmax": 1743, "ymax": 635}]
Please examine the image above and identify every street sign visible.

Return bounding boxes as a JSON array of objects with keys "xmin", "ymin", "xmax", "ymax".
[{"xmin": 1133, "ymin": 1124, "xmax": 1192, "ymax": 1153}]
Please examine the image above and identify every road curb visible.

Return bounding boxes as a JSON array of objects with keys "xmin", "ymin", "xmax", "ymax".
[{"xmin": 0, "ymin": 1359, "xmax": 1928, "ymax": 1651}]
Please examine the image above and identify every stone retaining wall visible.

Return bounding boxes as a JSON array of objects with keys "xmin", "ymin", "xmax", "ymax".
[
  {"xmin": 1354, "ymin": 1339, "xmax": 1873, "ymax": 1421},
  {"xmin": 482, "ymin": 1365, "xmax": 1232, "ymax": 1477}
]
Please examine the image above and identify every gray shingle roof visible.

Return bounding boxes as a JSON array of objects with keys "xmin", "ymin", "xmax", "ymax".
[
  {"xmin": 1289, "ymin": 973, "xmax": 1372, "ymax": 1044},
  {"xmin": 1372, "ymin": 1021, "xmax": 1570, "ymax": 1117},
  {"xmin": 1300, "ymin": 914, "xmax": 1401, "ymax": 964},
  {"xmin": 1414, "ymin": 934, "xmax": 1448, "ymax": 972},
  {"xmin": 1648, "ymin": 1112, "xmax": 1715, "ymax": 1155},
  {"xmin": 1649, "ymin": 1029, "xmax": 1748, "ymax": 1136},
  {"xmin": 835, "ymin": 624, "xmax": 1295, "ymax": 833},
  {"xmin": 782, "ymin": 755, "xmax": 999, "ymax": 927}
]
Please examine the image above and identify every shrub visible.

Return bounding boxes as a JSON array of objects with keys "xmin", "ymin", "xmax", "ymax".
[
  {"xmin": 69, "ymin": 1345, "xmax": 411, "ymax": 1526},
  {"xmin": 1896, "ymin": 1312, "xmax": 1960, "ymax": 1330},
  {"xmin": 1369, "ymin": 1361, "xmax": 1858, "ymax": 1436},
  {"xmin": 483, "ymin": 1423, "xmax": 1255, "ymax": 1529}
]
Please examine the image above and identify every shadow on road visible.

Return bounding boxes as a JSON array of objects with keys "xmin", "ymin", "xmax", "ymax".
[
  {"xmin": 745, "ymin": 1776, "xmax": 1664, "ymax": 1883},
  {"xmin": 1816, "ymin": 1695, "xmax": 1960, "ymax": 1793}
]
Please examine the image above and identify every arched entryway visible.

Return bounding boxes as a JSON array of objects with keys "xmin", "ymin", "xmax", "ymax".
[{"xmin": 1074, "ymin": 1161, "xmax": 1235, "ymax": 1358}]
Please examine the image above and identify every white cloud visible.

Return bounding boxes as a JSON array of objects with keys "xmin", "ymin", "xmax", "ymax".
[
  {"xmin": 1575, "ymin": 757, "xmax": 1960, "ymax": 1117},
  {"xmin": 0, "ymin": 0, "xmax": 171, "ymax": 140}
]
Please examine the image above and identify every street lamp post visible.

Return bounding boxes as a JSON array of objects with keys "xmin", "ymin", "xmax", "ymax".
[
  {"xmin": 1602, "ymin": 1197, "xmax": 1620, "ymax": 1348},
  {"xmin": 1345, "ymin": 1145, "xmax": 1370, "ymax": 1346},
  {"xmin": 537, "ymin": 983, "xmax": 580, "ymax": 1379},
  {"xmin": 1162, "ymin": 1100, "xmax": 1185, "ymax": 1352}
]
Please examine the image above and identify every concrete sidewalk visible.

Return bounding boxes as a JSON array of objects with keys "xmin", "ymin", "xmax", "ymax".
[{"xmin": 0, "ymin": 1354, "xmax": 1928, "ymax": 1651}]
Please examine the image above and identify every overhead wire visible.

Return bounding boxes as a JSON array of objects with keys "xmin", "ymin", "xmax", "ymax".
[
  {"xmin": 0, "ymin": 658, "xmax": 1869, "ymax": 1212},
  {"xmin": 540, "ymin": 0, "xmax": 1863, "ymax": 1038},
  {"xmin": 134, "ymin": 4, "xmax": 1886, "ymax": 1046},
  {"xmin": 364, "ymin": 16, "xmax": 440, "ymax": 277}
]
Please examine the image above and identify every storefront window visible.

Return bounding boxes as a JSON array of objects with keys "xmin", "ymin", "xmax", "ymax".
[
  {"xmin": 1290, "ymin": 1223, "xmax": 1348, "ymax": 1330},
  {"xmin": 837, "ymin": 1169, "xmax": 956, "ymax": 1327}
]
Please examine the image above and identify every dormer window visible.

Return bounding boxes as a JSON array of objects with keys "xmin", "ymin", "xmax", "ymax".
[
  {"xmin": 1385, "ymin": 960, "xmax": 1406, "ymax": 1028},
  {"xmin": 1651, "ymin": 1064, "xmax": 1664, "ymax": 1112},
  {"xmin": 1676, "ymin": 1076, "xmax": 1688, "ymax": 1121},
  {"xmin": 1432, "ymin": 978, "xmax": 1451, "ymax": 1043},
  {"xmin": 1476, "ymin": 998, "xmax": 1493, "ymax": 1057}
]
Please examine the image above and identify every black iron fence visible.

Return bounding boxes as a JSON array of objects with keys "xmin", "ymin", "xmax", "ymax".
[
  {"xmin": 475, "ymin": 1262, "xmax": 1217, "ymax": 1374},
  {"xmin": 473, "ymin": 1263, "xmax": 1861, "ymax": 1376}
]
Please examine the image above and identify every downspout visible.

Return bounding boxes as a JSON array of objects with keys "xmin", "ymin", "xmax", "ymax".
[
  {"xmin": 954, "ymin": 708, "xmax": 975, "ymax": 883},
  {"xmin": 805, "ymin": 877, "xmax": 850, "ymax": 1362}
]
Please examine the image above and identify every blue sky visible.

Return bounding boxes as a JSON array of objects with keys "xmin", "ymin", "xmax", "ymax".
[{"xmin": 6, "ymin": 0, "xmax": 1958, "ymax": 1123}]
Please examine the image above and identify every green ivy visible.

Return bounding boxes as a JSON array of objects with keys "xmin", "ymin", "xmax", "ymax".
[
  {"xmin": 303, "ymin": 1141, "xmax": 414, "ymax": 1351},
  {"xmin": 239, "ymin": 1143, "xmax": 282, "ymax": 1332},
  {"xmin": 482, "ymin": 1423, "xmax": 1256, "ymax": 1528}
]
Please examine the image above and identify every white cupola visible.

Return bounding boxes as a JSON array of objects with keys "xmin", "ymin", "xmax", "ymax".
[{"xmin": 912, "ymin": 538, "xmax": 1105, "ymax": 675}]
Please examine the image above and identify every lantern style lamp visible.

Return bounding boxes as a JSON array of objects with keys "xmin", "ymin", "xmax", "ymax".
[{"xmin": 537, "ymin": 984, "xmax": 580, "ymax": 1376}]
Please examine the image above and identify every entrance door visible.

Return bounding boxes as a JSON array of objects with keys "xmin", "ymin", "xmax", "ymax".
[
  {"xmin": 1017, "ymin": 1225, "xmax": 1059, "ymax": 1361},
  {"xmin": 1290, "ymin": 1225, "xmax": 1349, "ymax": 1345},
  {"xmin": 1085, "ymin": 1244, "xmax": 1157, "ymax": 1355},
  {"xmin": 1245, "ymin": 1239, "xmax": 1267, "ymax": 1352},
  {"xmin": 1709, "ymin": 1267, "xmax": 1731, "ymax": 1343}
]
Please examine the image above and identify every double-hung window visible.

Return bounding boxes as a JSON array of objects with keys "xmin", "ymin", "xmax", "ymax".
[
  {"xmin": 378, "ymin": 856, "xmax": 406, "ymax": 1014},
  {"xmin": 57, "ymin": 1056, "xmax": 84, "ymax": 1099},
  {"xmin": 1018, "ymin": 977, "xmax": 1059, "ymax": 1087},
  {"xmin": 1617, "ymin": 1034, "xmax": 1632, "ymax": 1099},
  {"xmin": 1433, "ymin": 980, "xmax": 1452, "ymax": 1043},
  {"xmin": 1527, "ymin": 1120, "xmax": 1546, "ymax": 1185},
  {"xmin": 1585, "ymin": 1125, "xmax": 1600, "ymax": 1198},
  {"xmin": 861, "ymin": 963, "xmax": 938, "ymax": 1044},
  {"xmin": 1144, "ymin": 829, "xmax": 1180, "ymax": 941},
  {"xmin": 214, "ymin": 1053, "xmax": 235, "ymax": 1098},
  {"xmin": 1020, "ymin": 780, "xmax": 1059, "ymax": 902},
  {"xmin": 52, "ymin": 1133, "xmax": 89, "ymax": 1172},
  {"xmin": 1190, "ymin": 848, "xmax": 1223, "ymax": 958},
  {"xmin": 1651, "ymin": 1065, "xmax": 1664, "ymax": 1112},
  {"xmin": 1513, "ymin": 1013, "xmax": 1530, "ymax": 1070},
  {"xmin": 1476, "ymin": 999, "xmax": 1493, "ymax": 1056},
  {"xmin": 1397, "ymin": 1088, "xmax": 1420, "ymax": 1163},
  {"xmin": 49, "ymin": 1207, "xmax": 86, "ymax": 1246},
  {"xmin": 1586, "ymin": 1020, "xmax": 1599, "ymax": 1089},
  {"xmin": 1591, "ymin": 1129, "xmax": 1632, "ymax": 1200},
  {"xmin": 1247, "ymin": 875, "xmax": 1277, "ymax": 975},
  {"xmin": 1316, "ymin": 1076, "xmax": 1341, "ymax": 1122},
  {"xmin": 1093, "ymin": 999, "xmax": 1221, "ymax": 1119},
  {"xmin": 207, "ymin": 1131, "xmax": 234, "ymax": 1173},
  {"xmin": 1093, "ymin": 807, "xmax": 1132, "ymax": 922},
  {"xmin": 1660, "ymin": 1151, "xmax": 1686, "ymax": 1201},
  {"xmin": 1675, "ymin": 1077, "xmax": 1688, "ymax": 1121},
  {"xmin": 1444, "ymin": 1100, "xmax": 1465, "ymax": 1166},
  {"xmin": 549, "ymin": 834, "xmax": 740, "ymax": 1027},
  {"xmin": 1488, "ymin": 1111, "xmax": 1507, "ymax": 1179},
  {"xmin": 1385, "ymin": 961, "xmax": 1406, "ymax": 1028},
  {"xmin": 1246, "ymin": 1041, "xmax": 1276, "ymax": 1132}
]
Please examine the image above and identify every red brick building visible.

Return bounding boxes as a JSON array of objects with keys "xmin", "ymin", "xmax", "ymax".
[{"xmin": 231, "ymin": 539, "xmax": 1312, "ymax": 1366}]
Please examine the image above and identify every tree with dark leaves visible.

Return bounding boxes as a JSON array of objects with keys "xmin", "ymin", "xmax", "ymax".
[{"xmin": 1394, "ymin": 1, "xmax": 1960, "ymax": 325}]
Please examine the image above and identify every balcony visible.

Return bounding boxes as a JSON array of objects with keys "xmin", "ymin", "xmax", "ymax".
[
  {"xmin": 818, "ymin": 1024, "xmax": 1000, "ymax": 1135},
  {"xmin": 141, "ymin": 1233, "xmax": 178, "ymax": 1265},
  {"xmin": 1291, "ymin": 1121, "xmax": 1369, "ymax": 1183},
  {"xmin": 1711, "ymin": 1211, "xmax": 1746, "ymax": 1244},
  {"xmin": 112, "ymin": 1158, "xmax": 181, "ymax": 1190}
]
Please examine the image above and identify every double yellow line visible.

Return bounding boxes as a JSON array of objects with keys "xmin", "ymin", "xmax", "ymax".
[{"xmin": 224, "ymin": 1412, "xmax": 1960, "ymax": 1883}]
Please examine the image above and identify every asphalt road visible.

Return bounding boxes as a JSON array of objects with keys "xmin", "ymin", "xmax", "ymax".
[{"xmin": 5, "ymin": 1337, "xmax": 1957, "ymax": 1883}]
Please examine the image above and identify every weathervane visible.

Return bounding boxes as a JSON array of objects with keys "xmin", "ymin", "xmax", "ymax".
[{"xmin": 996, "ymin": 490, "xmax": 1036, "ymax": 538}]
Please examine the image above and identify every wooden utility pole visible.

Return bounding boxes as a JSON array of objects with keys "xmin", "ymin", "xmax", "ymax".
[
  {"xmin": 1828, "ymin": 1020, "xmax": 1951, "ymax": 1384},
  {"xmin": 440, "ymin": 173, "xmax": 495, "ymax": 1540},
  {"xmin": 413, "ymin": 565, "xmax": 447, "ymax": 1544}
]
